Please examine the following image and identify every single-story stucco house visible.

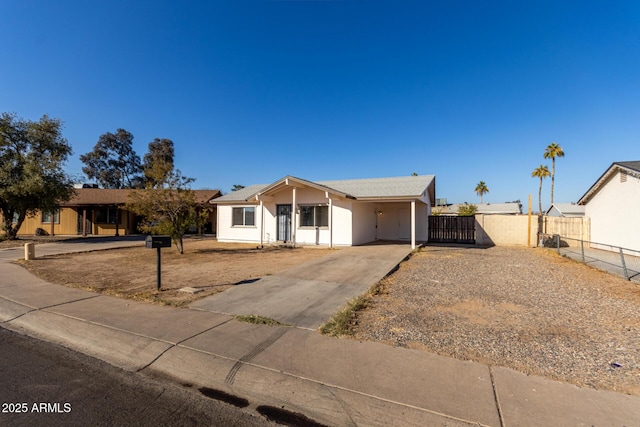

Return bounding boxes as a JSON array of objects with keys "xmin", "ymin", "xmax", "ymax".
[
  {"xmin": 435, "ymin": 202, "xmax": 522, "ymax": 215},
  {"xmin": 545, "ymin": 203, "xmax": 585, "ymax": 217},
  {"xmin": 578, "ymin": 161, "xmax": 640, "ymax": 251},
  {"xmin": 4, "ymin": 188, "xmax": 221, "ymax": 237},
  {"xmin": 212, "ymin": 175, "xmax": 436, "ymax": 249}
]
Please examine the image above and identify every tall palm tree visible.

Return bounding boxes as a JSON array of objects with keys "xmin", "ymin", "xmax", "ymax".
[
  {"xmin": 531, "ymin": 165, "xmax": 550, "ymax": 214},
  {"xmin": 475, "ymin": 181, "xmax": 489, "ymax": 203},
  {"xmin": 543, "ymin": 142, "xmax": 564, "ymax": 205}
]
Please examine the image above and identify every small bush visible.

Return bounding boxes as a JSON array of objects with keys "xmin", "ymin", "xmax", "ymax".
[
  {"xmin": 235, "ymin": 314, "xmax": 288, "ymax": 326},
  {"xmin": 319, "ymin": 295, "xmax": 368, "ymax": 337}
]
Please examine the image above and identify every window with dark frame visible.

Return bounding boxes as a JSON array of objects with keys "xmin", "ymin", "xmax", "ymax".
[
  {"xmin": 41, "ymin": 209, "xmax": 60, "ymax": 224},
  {"xmin": 232, "ymin": 207, "xmax": 255, "ymax": 226},
  {"xmin": 300, "ymin": 205, "xmax": 328, "ymax": 227},
  {"xmin": 95, "ymin": 207, "xmax": 118, "ymax": 224}
]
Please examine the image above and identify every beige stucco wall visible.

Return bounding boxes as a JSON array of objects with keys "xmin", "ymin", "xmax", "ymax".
[{"xmin": 475, "ymin": 214, "xmax": 538, "ymax": 247}]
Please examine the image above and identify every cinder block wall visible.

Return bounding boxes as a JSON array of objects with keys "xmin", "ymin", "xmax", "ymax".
[{"xmin": 475, "ymin": 214, "xmax": 538, "ymax": 247}]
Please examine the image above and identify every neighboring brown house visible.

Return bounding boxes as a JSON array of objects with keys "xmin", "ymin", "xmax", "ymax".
[{"xmin": 7, "ymin": 188, "xmax": 221, "ymax": 237}]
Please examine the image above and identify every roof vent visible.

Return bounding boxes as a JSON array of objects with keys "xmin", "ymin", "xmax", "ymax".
[{"xmin": 620, "ymin": 170, "xmax": 627, "ymax": 183}]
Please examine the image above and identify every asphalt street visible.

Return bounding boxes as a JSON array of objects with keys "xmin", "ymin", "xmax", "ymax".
[{"xmin": 0, "ymin": 327, "xmax": 272, "ymax": 427}]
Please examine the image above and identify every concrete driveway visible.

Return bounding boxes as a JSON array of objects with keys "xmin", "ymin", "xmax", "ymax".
[{"xmin": 189, "ymin": 242, "xmax": 414, "ymax": 329}]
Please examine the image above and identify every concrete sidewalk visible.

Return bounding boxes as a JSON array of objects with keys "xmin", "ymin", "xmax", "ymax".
[
  {"xmin": 559, "ymin": 245, "xmax": 640, "ymax": 283},
  {"xmin": 1, "ymin": 240, "xmax": 639, "ymax": 426}
]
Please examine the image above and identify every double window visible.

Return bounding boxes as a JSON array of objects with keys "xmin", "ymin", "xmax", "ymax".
[
  {"xmin": 41, "ymin": 209, "xmax": 60, "ymax": 224},
  {"xmin": 300, "ymin": 205, "xmax": 328, "ymax": 227},
  {"xmin": 232, "ymin": 207, "xmax": 255, "ymax": 226},
  {"xmin": 96, "ymin": 208, "xmax": 118, "ymax": 224}
]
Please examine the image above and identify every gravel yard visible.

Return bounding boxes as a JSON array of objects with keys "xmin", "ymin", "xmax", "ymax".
[{"xmin": 354, "ymin": 245, "xmax": 640, "ymax": 395}]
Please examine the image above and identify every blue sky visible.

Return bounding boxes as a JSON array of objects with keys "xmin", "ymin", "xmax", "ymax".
[{"xmin": 2, "ymin": 1, "xmax": 639, "ymax": 209}]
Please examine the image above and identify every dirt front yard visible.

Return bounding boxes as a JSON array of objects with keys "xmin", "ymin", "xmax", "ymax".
[
  {"xmin": 354, "ymin": 246, "xmax": 640, "ymax": 396},
  {"xmin": 17, "ymin": 238, "xmax": 333, "ymax": 307}
]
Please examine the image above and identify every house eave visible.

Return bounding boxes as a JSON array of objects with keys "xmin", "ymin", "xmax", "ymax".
[{"xmin": 578, "ymin": 163, "xmax": 640, "ymax": 205}]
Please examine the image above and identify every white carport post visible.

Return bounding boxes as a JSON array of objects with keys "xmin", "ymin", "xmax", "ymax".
[
  {"xmin": 326, "ymin": 192, "xmax": 333, "ymax": 249},
  {"xmin": 259, "ymin": 198, "xmax": 264, "ymax": 247},
  {"xmin": 292, "ymin": 186, "xmax": 297, "ymax": 246},
  {"xmin": 411, "ymin": 200, "xmax": 416, "ymax": 249}
]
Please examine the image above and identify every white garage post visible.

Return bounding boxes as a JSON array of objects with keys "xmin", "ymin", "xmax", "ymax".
[
  {"xmin": 292, "ymin": 186, "xmax": 297, "ymax": 247},
  {"xmin": 259, "ymin": 199, "xmax": 264, "ymax": 247},
  {"xmin": 411, "ymin": 200, "xmax": 416, "ymax": 249},
  {"xmin": 328, "ymin": 195, "xmax": 333, "ymax": 249}
]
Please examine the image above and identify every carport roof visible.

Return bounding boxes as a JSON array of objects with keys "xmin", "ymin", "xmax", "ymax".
[{"xmin": 213, "ymin": 175, "xmax": 436, "ymax": 203}]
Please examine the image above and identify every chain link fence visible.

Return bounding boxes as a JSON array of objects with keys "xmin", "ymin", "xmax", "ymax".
[{"xmin": 539, "ymin": 234, "xmax": 640, "ymax": 283}]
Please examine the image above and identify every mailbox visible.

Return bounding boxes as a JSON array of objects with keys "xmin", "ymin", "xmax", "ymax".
[{"xmin": 145, "ymin": 235, "xmax": 171, "ymax": 249}]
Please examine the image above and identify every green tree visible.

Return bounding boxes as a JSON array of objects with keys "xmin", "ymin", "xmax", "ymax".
[
  {"xmin": 143, "ymin": 138, "xmax": 174, "ymax": 187},
  {"xmin": 457, "ymin": 203, "xmax": 478, "ymax": 216},
  {"xmin": 0, "ymin": 113, "xmax": 75, "ymax": 239},
  {"xmin": 80, "ymin": 129, "xmax": 142, "ymax": 189},
  {"xmin": 474, "ymin": 181, "xmax": 489, "ymax": 203},
  {"xmin": 127, "ymin": 169, "xmax": 207, "ymax": 254},
  {"xmin": 531, "ymin": 165, "xmax": 550, "ymax": 214},
  {"xmin": 543, "ymin": 142, "xmax": 564, "ymax": 205}
]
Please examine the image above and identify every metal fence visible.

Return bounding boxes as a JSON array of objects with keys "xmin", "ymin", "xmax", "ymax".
[{"xmin": 539, "ymin": 234, "xmax": 640, "ymax": 283}]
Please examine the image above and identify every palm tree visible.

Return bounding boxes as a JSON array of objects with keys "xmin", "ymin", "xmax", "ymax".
[
  {"xmin": 531, "ymin": 165, "xmax": 550, "ymax": 214},
  {"xmin": 543, "ymin": 142, "xmax": 564, "ymax": 205},
  {"xmin": 475, "ymin": 181, "xmax": 489, "ymax": 203}
]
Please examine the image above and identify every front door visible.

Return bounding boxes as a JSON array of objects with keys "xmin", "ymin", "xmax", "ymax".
[
  {"xmin": 277, "ymin": 204, "xmax": 292, "ymax": 242},
  {"xmin": 77, "ymin": 208, "xmax": 93, "ymax": 235},
  {"xmin": 397, "ymin": 208, "xmax": 410, "ymax": 240}
]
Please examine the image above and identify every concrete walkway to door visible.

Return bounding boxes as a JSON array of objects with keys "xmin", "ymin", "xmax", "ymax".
[{"xmin": 189, "ymin": 242, "xmax": 414, "ymax": 329}]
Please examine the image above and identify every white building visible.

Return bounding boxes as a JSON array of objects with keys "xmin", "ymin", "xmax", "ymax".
[
  {"xmin": 213, "ymin": 175, "xmax": 436, "ymax": 249},
  {"xmin": 578, "ymin": 161, "xmax": 640, "ymax": 251}
]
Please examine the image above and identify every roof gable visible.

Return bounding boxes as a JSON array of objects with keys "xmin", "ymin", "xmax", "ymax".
[{"xmin": 578, "ymin": 161, "xmax": 640, "ymax": 205}]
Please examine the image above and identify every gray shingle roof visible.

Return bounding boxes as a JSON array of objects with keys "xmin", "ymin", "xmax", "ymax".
[
  {"xmin": 317, "ymin": 175, "xmax": 435, "ymax": 198},
  {"xmin": 212, "ymin": 175, "xmax": 436, "ymax": 202},
  {"xmin": 615, "ymin": 161, "xmax": 640, "ymax": 173},
  {"xmin": 437, "ymin": 202, "xmax": 521, "ymax": 215},
  {"xmin": 547, "ymin": 203, "xmax": 585, "ymax": 216},
  {"xmin": 213, "ymin": 184, "xmax": 268, "ymax": 202}
]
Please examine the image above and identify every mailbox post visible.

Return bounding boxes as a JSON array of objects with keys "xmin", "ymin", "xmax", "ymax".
[{"xmin": 145, "ymin": 236, "xmax": 171, "ymax": 290}]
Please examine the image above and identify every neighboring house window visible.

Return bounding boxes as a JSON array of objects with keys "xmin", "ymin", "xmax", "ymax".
[
  {"xmin": 96, "ymin": 207, "xmax": 118, "ymax": 224},
  {"xmin": 232, "ymin": 207, "xmax": 255, "ymax": 226},
  {"xmin": 300, "ymin": 205, "xmax": 328, "ymax": 227},
  {"xmin": 41, "ymin": 209, "xmax": 60, "ymax": 224}
]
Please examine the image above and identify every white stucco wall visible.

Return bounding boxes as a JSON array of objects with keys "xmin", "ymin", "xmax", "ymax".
[
  {"xmin": 351, "ymin": 202, "xmax": 378, "ymax": 245},
  {"xmin": 216, "ymin": 186, "xmax": 432, "ymax": 247},
  {"xmin": 585, "ymin": 170, "xmax": 640, "ymax": 251},
  {"xmin": 216, "ymin": 204, "xmax": 261, "ymax": 243},
  {"xmin": 368, "ymin": 200, "xmax": 430, "ymax": 243}
]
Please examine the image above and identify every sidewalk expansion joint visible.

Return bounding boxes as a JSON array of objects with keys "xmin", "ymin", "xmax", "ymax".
[
  {"xmin": 489, "ymin": 365, "xmax": 506, "ymax": 427},
  {"xmin": 136, "ymin": 317, "xmax": 236, "ymax": 373},
  {"xmin": 225, "ymin": 327, "xmax": 289, "ymax": 385},
  {"xmin": 0, "ymin": 296, "xmax": 38, "ymax": 323},
  {"xmin": 38, "ymin": 294, "xmax": 102, "ymax": 310}
]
